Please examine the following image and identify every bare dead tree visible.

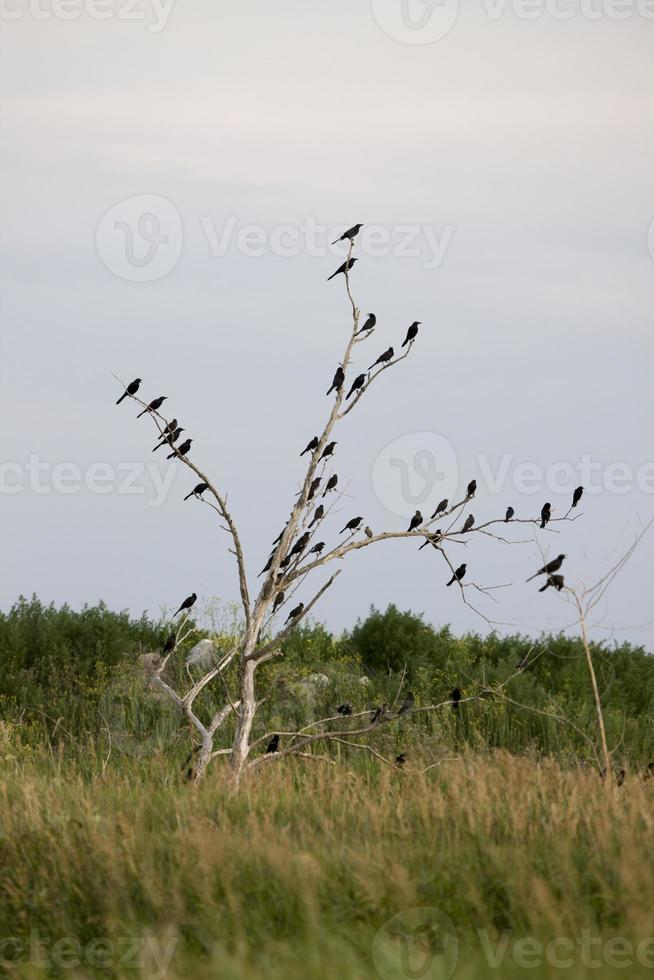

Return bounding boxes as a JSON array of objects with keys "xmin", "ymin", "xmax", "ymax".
[{"xmin": 113, "ymin": 239, "xmax": 582, "ymax": 787}]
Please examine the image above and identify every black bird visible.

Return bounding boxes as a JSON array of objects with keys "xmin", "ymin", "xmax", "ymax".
[
  {"xmin": 447, "ymin": 563, "xmax": 467, "ymax": 586},
  {"xmin": 369, "ymin": 347, "xmax": 394, "ymax": 370},
  {"xmin": 162, "ymin": 634, "xmax": 175, "ymax": 654},
  {"xmin": 285, "ymin": 602, "xmax": 304, "ymax": 624},
  {"xmin": 326, "ymin": 366, "xmax": 345, "ymax": 396},
  {"xmin": 572, "ymin": 485, "xmax": 584, "ymax": 508},
  {"xmin": 460, "ymin": 514, "xmax": 474, "ymax": 534},
  {"xmin": 346, "ymin": 374, "xmax": 366, "ymax": 399},
  {"xmin": 369, "ymin": 704, "xmax": 386, "ymax": 724},
  {"xmin": 395, "ymin": 753, "xmax": 407, "ymax": 766},
  {"xmin": 308, "ymin": 542, "xmax": 325, "ymax": 556},
  {"xmin": 287, "ymin": 531, "xmax": 310, "ymax": 559},
  {"xmin": 308, "ymin": 504, "xmax": 324, "ymax": 528},
  {"xmin": 401, "ymin": 321, "xmax": 420, "ymax": 347},
  {"xmin": 173, "ymin": 592, "xmax": 197, "ymax": 617},
  {"xmin": 116, "ymin": 378, "xmax": 141, "ymax": 405},
  {"xmin": 539, "ymin": 574, "xmax": 565, "ymax": 593},
  {"xmin": 266, "ymin": 734, "xmax": 280, "ymax": 754},
  {"xmin": 272, "ymin": 591, "xmax": 285, "ymax": 615},
  {"xmin": 162, "ymin": 417, "xmax": 178, "ymax": 434},
  {"xmin": 167, "ymin": 438, "xmax": 192, "ymax": 459},
  {"xmin": 407, "ymin": 510, "xmax": 423, "ymax": 532},
  {"xmin": 259, "ymin": 554, "xmax": 274, "ymax": 576},
  {"xmin": 319, "ymin": 441, "xmax": 337, "ymax": 461},
  {"xmin": 153, "ymin": 426, "xmax": 183, "ymax": 452},
  {"xmin": 505, "ymin": 506, "xmax": 515, "ymax": 522},
  {"xmin": 397, "ymin": 691, "xmax": 415, "ymax": 716},
  {"xmin": 466, "ymin": 479, "xmax": 477, "ymax": 499},
  {"xmin": 184, "ymin": 482, "xmax": 209, "ymax": 501},
  {"xmin": 307, "ymin": 477, "xmax": 321, "ymax": 501},
  {"xmin": 418, "ymin": 531, "xmax": 442, "ymax": 550},
  {"xmin": 540, "ymin": 502, "xmax": 551, "ymax": 529},
  {"xmin": 340, "ymin": 516, "xmax": 363, "ymax": 534},
  {"xmin": 336, "ymin": 703, "xmax": 353, "ymax": 716},
  {"xmin": 327, "ymin": 257, "xmax": 358, "ymax": 281},
  {"xmin": 356, "ymin": 313, "xmax": 376, "ymax": 335},
  {"xmin": 301, "ymin": 436, "xmax": 319, "ymax": 457},
  {"xmin": 431, "ymin": 498, "xmax": 448, "ymax": 519},
  {"xmin": 450, "ymin": 687, "xmax": 462, "ymax": 711},
  {"xmin": 322, "ymin": 474, "xmax": 338, "ymax": 497},
  {"xmin": 271, "ymin": 526, "xmax": 287, "ymax": 546},
  {"xmin": 527, "ymin": 554, "xmax": 565, "ymax": 581},
  {"xmin": 137, "ymin": 395, "xmax": 167, "ymax": 418},
  {"xmin": 331, "ymin": 223, "xmax": 363, "ymax": 245}
]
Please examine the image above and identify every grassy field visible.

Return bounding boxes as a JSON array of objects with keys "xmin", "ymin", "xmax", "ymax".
[{"xmin": 2, "ymin": 750, "xmax": 654, "ymax": 979}]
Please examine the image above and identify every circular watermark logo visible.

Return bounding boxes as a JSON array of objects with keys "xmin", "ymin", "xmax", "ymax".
[
  {"xmin": 371, "ymin": 431, "xmax": 458, "ymax": 519},
  {"xmin": 96, "ymin": 194, "xmax": 183, "ymax": 282},
  {"xmin": 370, "ymin": 0, "xmax": 460, "ymax": 44},
  {"xmin": 373, "ymin": 907, "xmax": 459, "ymax": 980}
]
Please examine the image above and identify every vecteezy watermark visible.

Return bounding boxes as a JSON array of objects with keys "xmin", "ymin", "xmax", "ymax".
[
  {"xmin": 0, "ymin": 0, "xmax": 176, "ymax": 31},
  {"xmin": 370, "ymin": 0, "xmax": 654, "ymax": 45},
  {"xmin": 372, "ymin": 907, "xmax": 459, "ymax": 980},
  {"xmin": 96, "ymin": 195, "xmax": 183, "ymax": 282},
  {"xmin": 371, "ymin": 433, "xmax": 654, "ymax": 518},
  {"xmin": 95, "ymin": 197, "xmax": 455, "ymax": 282},
  {"xmin": 0, "ymin": 456, "xmax": 177, "ymax": 507},
  {"xmin": 0, "ymin": 931, "xmax": 177, "ymax": 976}
]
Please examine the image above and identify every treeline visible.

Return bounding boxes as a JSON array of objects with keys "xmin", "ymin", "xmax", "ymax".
[{"xmin": 0, "ymin": 596, "xmax": 652, "ymax": 766}]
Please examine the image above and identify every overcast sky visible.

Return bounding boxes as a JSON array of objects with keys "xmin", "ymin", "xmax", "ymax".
[{"xmin": 2, "ymin": 0, "xmax": 653, "ymax": 648}]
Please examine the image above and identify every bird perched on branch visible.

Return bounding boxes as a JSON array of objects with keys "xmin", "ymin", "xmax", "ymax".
[
  {"xmin": 173, "ymin": 592, "xmax": 197, "ymax": 617},
  {"xmin": 572, "ymin": 485, "xmax": 584, "ymax": 508},
  {"xmin": 460, "ymin": 514, "xmax": 475, "ymax": 534},
  {"xmin": 539, "ymin": 574, "xmax": 565, "ymax": 593},
  {"xmin": 272, "ymin": 591, "xmax": 285, "ymax": 614},
  {"xmin": 540, "ymin": 502, "xmax": 551, "ymax": 529},
  {"xmin": 466, "ymin": 479, "xmax": 477, "ymax": 499},
  {"xmin": 287, "ymin": 531, "xmax": 310, "ymax": 560},
  {"xmin": 402, "ymin": 321, "xmax": 420, "ymax": 347},
  {"xmin": 307, "ymin": 477, "xmax": 321, "ymax": 501},
  {"xmin": 407, "ymin": 510, "xmax": 423, "ymax": 532},
  {"xmin": 369, "ymin": 704, "xmax": 387, "ymax": 724},
  {"xmin": 320, "ymin": 441, "xmax": 337, "ymax": 461},
  {"xmin": 505, "ymin": 506, "xmax": 514, "ymax": 522},
  {"xmin": 167, "ymin": 438, "xmax": 192, "ymax": 460},
  {"xmin": 326, "ymin": 366, "xmax": 345, "ymax": 396},
  {"xmin": 447, "ymin": 563, "xmax": 467, "ymax": 586},
  {"xmin": 526, "ymin": 554, "xmax": 565, "ymax": 581},
  {"xmin": 285, "ymin": 603, "xmax": 304, "ymax": 624},
  {"xmin": 116, "ymin": 378, "xmax": 141, "ymax": 405},
  {"xmin": 308, "ymin": 505, "xmax": 324, "ymax": 528},
  {"xmin": 340, "ymin": 516, "xmax": 363, "ymax": 534},
  {"xmin": 259, "ymin": 554, "xmax": 274, "ymax": 576},
  {"xmin": 397, "ymin": 691, "xmax": 415, "ymax": 716},
  {"xmin": 369, "ymin": 347, "xmax": 394, "ymax": 371},
  {"xmin": 162, "ymin": 634, "xmax": 175, "ymax": 654},
  {"xmin": 184, "ymin": 482, "xmax": 209, "ymax": 501},
  {"xmin": 450, "ymin": 687, "xmax": 462, "ymax": 711},
  {"xmin": 431, "ymin": 498, "xmax": 448, "ymax": 519},
  {"xmin": 346, "ymin": 374, "xmax": 366, "ymax": 399},
  {"xmin": 323, "ymin": 474, "xmax": 338, "ymax": 497},
  {"xmin": 356, "ymin": 313, "xmax": 376, "ymax": 335},
  {"xmin": 308, "ymin": 542, "xmax": 325, "ymax": 556},
  {"xmin": 336, "ymin": 702, "xmax": 352, "ymax": 716},
  {"xmin": 327, "ymin": 258, "xmax": 357, "ymax": 281},
  {"xmin": 395, "ymin": 753, "xmax": 407, "ymax": 766},
  {"xmin": 301, "ymin": 436, "xmax": 319, "ymax": 457},
  {"xmin": 332, "ymin": 223, "xmax": 363, "ymax": 245},
  {"xmin": 160, "ymin": 418, "xmax": 178, "ymax": 438},
  {"xmin": 418, "ymin": 531, "xmax": 442, "ymax": 550},
  {"xmin": 153, "ymin": 427, "xmax": 183, "ymax": 452},
  {"xmin": 266, "ymin": 734, "xmax": 280, "ymax": 754},
  {"xmin": 137, "ymin": 395, "xmax": 167, "ymax": 418}
]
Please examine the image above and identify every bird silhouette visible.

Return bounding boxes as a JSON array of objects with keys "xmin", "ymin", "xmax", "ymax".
[
  {"xmin": 336, "ymin": 702, "xmax": 353, "ymax": 716},
  {"xmin": 327, "ymin": 257, "xmax": 357, "ymax": 281},
  {"xmin": 505, "ymin": 506, "xmax": 514, "ymax": 522},
  {"xmin": 447, "ymin": 564, "xmax": 467, "ymax": 586},
  {"xmin": 369, "ymin": 347, "xmax": 394, "ymax": 370},
  {"xmin": 307, "ymin": 477, "xmax": 321, "ymax": 501},
  {"xmin": 540, "ymin": 503, "xmax": 551, "ymax": 529},
  {"xmin": 153, "ymin": 427, "xmax": 183, "ymax": 452},
  {"xmin": 431, "ymin": 498, "xmax": 448, "ymax": 519},
  {"xmin": 308, "ymin": 542, "xmax": 325, "ymax": 556},
  {"xmin": 173, "ymin": 593, "xmax": 197, "ymax": 617},
  {"xmin": 326, "ymin": 366, "xmax": 345, "ymax": 396},
  {"xmin": 526, "ymin": 554, "xmax": 565, "ymax": 581},
  {"xmin": 272, "ymin": 591, "xmax": 285, "ymax": 614},
  {"xmin": 137, "ymin": 395, "xmax": 167, "ymax": 418},
  {"xmin": 116, "ymin": 378, "xmax": 141, "ymax": 405},
  {"xmin": 418, "ymin": 531, "xmax": 442, "ymax": 550},
  {"xmin": 301, "ymin": 436, "xmax": 319, "ymax": 457},
  {"xmin": 167, "ymin": 438, "xmax": 192, "ymax": 460},
  {"xmin": 266, "ymin": 734, "xmax": 280, "ymax": 754},
  {"xmin": 308, "ymin": 505, "xmax": 324, "ymax": 528},
  {"xmin": 395, "ymin": 753, "xmax": 407, "ymax": 766},
  {"xmin": 401, "ymin": 321, "xmax": 420, "ymax": 347},
  {"xmin": 397, "ymin": 692, "xmax": 415, "ymax": 716},
  {"xmin": 332, "ymin": 223, "xmax": 363, "ymax": 245},
  {"xmin": 572, "ymin": 485, "xmax": 584, "ymax": 508},
  {"xmin": 320, "ymin": 441, "xmax": 337, "ymax": 460},
  {"xmin": 323, "ymin": 474, "xmax": 338, "ymax": 497},
  {"xmin": 356, "ymin": 313, "xmax": 376, "ymax": 335},
  {"xmin": 285, "ymin": 603, "xmax": 304, "ymax": 623},
  {"xmin": 346, "ymin": 374, "xmax": 366, "ymax": 399},
  {"xmin": 184, "ymin": 482, "xmax": 209, "ymax": 501},
  {"xmin": 539, "ymin": 574, "xmax": 565, "ymax": 592},
  {"xmin": 407, "ymin": 510, "xmax": 423, "ymax": 532},
  {"xmin": 450, "ymin": 687, "xmax": 462, "ymax": 711},
  {"xmin": 287, "ymin": 531, "xmax": 310, "ymax": 560},
  {"xmin": 466, "ymin": 479, "xmax": 477, "ymax": 498},
  {"xmin": 162, "ymin": 634, "xmax": 175, "ymax": 654},
  {"xmin": 340, "ymin": 517, "xmax": 363, "ymax": 534},
  {"xmin": 460, "ymin": 514, "xmax": 474, "ymax": 534}
]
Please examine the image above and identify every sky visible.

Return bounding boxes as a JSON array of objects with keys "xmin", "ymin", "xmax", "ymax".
[{"xmin": 2, "ymin": 0, "xmax": 653, "ymax": 648}]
